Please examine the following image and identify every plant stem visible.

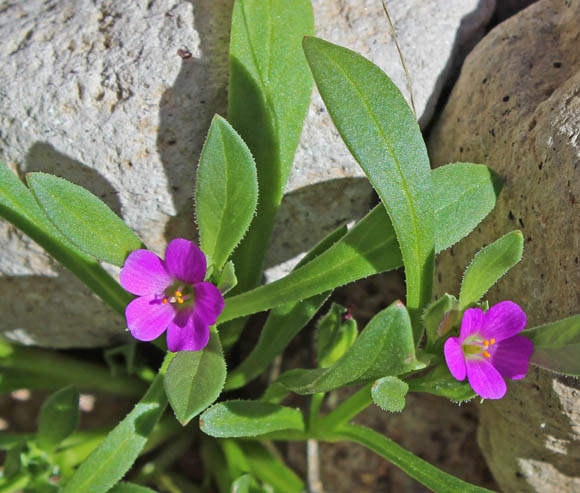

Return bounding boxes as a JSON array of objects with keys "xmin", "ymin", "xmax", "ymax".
[
  {"xmin": 308, "ymin": 393, "xmax": 325, "ymax": 429},
  {"xmin": 316, "ymin": 383, "xmax": 373, "ymax": 432}
]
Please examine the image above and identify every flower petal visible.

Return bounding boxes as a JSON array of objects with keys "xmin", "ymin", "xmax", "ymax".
[
  {"xmin": 126, "ymin": 295, "xmax": 175, "ymax": 342},
  {"xmin": 459, "ymin": 308, "xmax": 484, "ymax": 341},
  {"xmin": 444, "ymin": 337, "xmax": 467, "ymax": 381},
  {"xmin": 193, "ymin": 282, "xmax": 225, "ymax": 325},
  {"xmin": 480, "ymin": 301, "xmax": 526, "ymax": 342},
  {"xmin": 165, "ymin": 239, "xmax": 207, "ymax": 284},
  {"xmin": 466, "ymin": 359, "xmax": 507, "ymax": 399},
  {"xmin": 491, "ymin": 335, "xmax": 534, "ymax": 380},
  {"xmin": 166, "ymin": 309, "xmax": 210, "ymax": 352},
  {"xmin": 120, "ymin": 249, "xmax": 172, "ymax": 296}
]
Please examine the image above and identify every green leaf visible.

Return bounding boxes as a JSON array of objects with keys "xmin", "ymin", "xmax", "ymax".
[
  {"xmin": 279, "ymin": 301, "xmax": 422, "ymax": 395},
  {"xmin": 239, "ymin": 442, "xmax": 304, "ymax": 493},
  {"xmin": 224, "ymin": 225, "xmax": 347, "ymax": 391},
  {"xmin": 200, "ymin": 401, "xmax": 305, "ymax": 438},
  {"xmin": 334, "ymin": 424, "xmax": 494, "ymax": 492},
  {"xmin": 26, "ymin": 172, "xmax": 142, "ymax": 267},
  {"xmin": 317, "ymin": 303, "xmax": 358, "ymax": 368},
  {"xmin": 371, "ymin": 377, "xmax": 409, "ymax": 413},
  {"xmin": 219, "ymin": 162, "xmax": 502, "ymax": 323},
  {"xmin": 217, "ymin": 261, "xmax": 238, "ymax": 295},
  {"xmin": 459, "ymin": 230, "xmax": 524, "ymax": 310},
  {"xmin": 408, "ymin": 365, "xmax": 475, "ymax": 402},
  {"xmin": 227, "ymin": 0, "xmax": 315, "ymax": 297},
  {"xmin": 196, "ymin": 115, "xmax": 258, "ymax": 271},
  {"xmin": 524, "ymin": 315, "xmax": 580, "ymax": 376},
  {"xmin": 0, "ymin": 162, "xmax": 131, "ymax": 314},
  {"xmin": 37, "ymin": 386, "xmax": 80, "ymax": 452},
  {"xmin": 424, "ymin": 294, "xmax": 460, "ymax": 346},
  {"xmin": 231, "ymin": 474, "xmax": 251, "ymax": 493},
  {"xmin": 109, "ymin": 483, "xmax": 157, "ymax": 493},
  {"xmin": 63, "ymin": 355, "xmax": 172, "ymax": 493},
  {"xmin": 303, "ymin": 36, "xmax": 434, "ymax": 340},
  {"xmin": 164, "ymin": 332, "xmax": 227, "ymax": 425}
]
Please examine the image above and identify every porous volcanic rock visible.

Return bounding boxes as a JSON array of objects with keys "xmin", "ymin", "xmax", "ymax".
[{"xmin": 428, "ymin": 0, "xmax": 580, "ymax": 490}]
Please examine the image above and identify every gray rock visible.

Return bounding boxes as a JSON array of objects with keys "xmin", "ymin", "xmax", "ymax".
[
  {"xmin": 428, "ymin": 0, "xmax": 580, "ymax": 490},
  {"xmin": 0, "ymin": 0, "xmax": 494, "ymax": 346}
]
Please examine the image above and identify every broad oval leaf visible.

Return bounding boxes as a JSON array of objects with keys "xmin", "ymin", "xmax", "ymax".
[
  {"xmin": 63, "ymin": 355, "xmax": 171, "ymax": 493},
  {"xmin": 408, "ymin": 365, "xmax": 475, "ymax": 403},
  {"xmin": 224, "ymin": 225, "xmax": 347, "ymax": 391},
  {"xmin": 228, "ymin": 0, "xmax": 315, "ymax": 295},
  {"xmin": 0, "ymin": 162, "xmax": 131, "ymax": 314},
  {"xmin": 279, "ymin": 301, "xmax": 422, "ymax": 395},
  {"xmin": 27, "ymin": 173, "xmax": 142, "ymax": 267},
  {"xmin": 524, "ymin": 315, "xmax": 580, "ymax": 376},
  {"xmin": 303, "ymin": 36, "xmax": 434, "ymax": 339},
  {"xmin": 196, "ymin": 115, "xmax": 258, "ymax": 271},
  {"xmin": 164, "ymin": 332, "xmax": 227, "ymax": 425},
  {"xmin": 200, "ymin": 400, "xmax": 305, "ymax": 438},
  {"xmin": 37, "ymin": 386, "xmax": 80, "ymax": 452},
  {"xmin": 219, "ymin": 163, "xmax": 502, "ymax": 323},
  {"xmin": 459, "ymin": 230, "xmax": 524, "ymax": 310},
  {"xmin": 372, "ymin": 376, "xmax": 409, "ymax": 413}
]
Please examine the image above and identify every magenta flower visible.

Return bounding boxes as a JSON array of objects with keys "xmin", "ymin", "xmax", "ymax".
[
  {"xmin": 120, "ymin": 239, "xmax": 224, "ymax": 352},
  {"xmin": 444, "ymin": 301, "xmax": 533, "ymax": 399}
]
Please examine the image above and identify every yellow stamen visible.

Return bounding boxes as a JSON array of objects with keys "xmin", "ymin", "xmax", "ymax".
[
  {"xmin": 174, "ymin": 291, "xmax": 183, "ymax": 297},
  {"xmin": 162, "ymin": 298, "xmax": 168, "ymax": 304},
  {"xmin": 490, "ymin": 338, "xmax": 496, "ymax": 344},
  {"xmin": 483, "ymin": 350, "xmax": 491, "ymax": 358},
  {"xmin": 177, "ymin": 297, "xmax": 184, "ymax": 304},
  {"xmin": 483, "ymin": 339, "xmax": 489, "ymax": 346}
]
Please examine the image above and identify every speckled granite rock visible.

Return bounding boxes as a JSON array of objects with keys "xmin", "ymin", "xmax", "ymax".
[
  {"xmin": 0, "ymin": 0, "xmax": 495, "ymax": 347},
  {"xmin": 428, "ymin": 0, "xmax": 580, "ymax": 490}
]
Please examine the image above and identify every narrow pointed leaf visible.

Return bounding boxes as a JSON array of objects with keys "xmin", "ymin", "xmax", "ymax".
[
  {"xmin": 524, "ymin": 315, "xmax": 580, "ymax": 376},
  {"xmin": 303, "ymin": 36, "xmax": 434, "ymax": 338},
  {"xmin": 200, "ymin": 401, "xmax": 305, "ymax": 438},
  {"xmin": 225, "ymin": 225, "xmax": 347, "ymax": 391},
  {"xmin": 459, "ymin": 230, "xmax": 524, "ymax": 309},
  {"xmin": 37, "ymin": 386, "xmax": 80, "ymax": 452},
  {"xmin": 279, "ymin": 301, "xmax": 421, "ymax": 395},
  {"xmin": 317, "ymin": 303, "xmax": 357, "ymax": 368},
  {"xmin": 109, "ymin": 484, "xmax": 157, "ymax": 493},
  {"xmin": 228, "ymin": 0, "xmax": 314, "ymax": 295},
  {"xmin": 334, "ymin": 424, "xmax": 494, "ymax": 492},
  {"xmin": 27, "ymin": 172, "xmax": 142, "ymax": 267},
  {"xmin": 63, "ymin": 355, "xmax": 172, "ymax": 493},
  {"xmin": 164, "ymin": 332, "xmax": 227, "ymax": 424},
  {"xmin": 231, "ymin": 474, "xmax": 251, "ymax": 493},
  {"xmin": 372, "ymin": 377, "xmax": 409, "ymax": 413},
  {"xmin": 239, "ymin": 442, "xmax": 304, "ymax": 493},
  {"xmin": 219, "ymin": 163, "xmax": 502, "ymax": 323},
  {"xmin": 196, "ymin": 115, "xmax": 258, "ymax": 271},
  {"xmin": 0, "ymin": 162, "xmax": 131, "ymax": 314}
]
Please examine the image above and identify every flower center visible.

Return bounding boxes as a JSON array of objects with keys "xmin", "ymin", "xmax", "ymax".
[
  {"xmin": 161, "ymin": 284, "xmax": 194, "ymax": 307},
  {"xmin": 462, "ymin": 336, "xmax": 496, "ymax": 359}
]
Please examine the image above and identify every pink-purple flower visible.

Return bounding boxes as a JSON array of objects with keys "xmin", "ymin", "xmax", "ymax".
[
  {"xmin": 444, "ymin": 301, "xmax": 533, "ymax": 399},
  {"xmin": 120, "ymin": 239, "xmax": 224, "ymax": 352}
]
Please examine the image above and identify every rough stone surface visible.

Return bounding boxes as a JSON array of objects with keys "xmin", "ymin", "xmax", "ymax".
[
  {"xmin": 0, "ymin": 0, "xmax": 494, "ymax": 347},
  {"xmin": 428, "ymin": 0, "xmax": 580, "ymax": 490}
]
